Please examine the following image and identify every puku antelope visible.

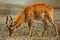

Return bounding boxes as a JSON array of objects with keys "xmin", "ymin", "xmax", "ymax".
[{"xmin": 6, "ymin": 3, "xmax": 58, "ymax": 37}]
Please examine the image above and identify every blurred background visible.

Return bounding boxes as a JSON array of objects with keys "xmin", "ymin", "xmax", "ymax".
[
  {"xmin": 0, "ymin": 0, "xmax": 60, "ymax": 40},
  {"xmin": 0, "ymin": 0, "xmax": 60, "ymax": 15}
]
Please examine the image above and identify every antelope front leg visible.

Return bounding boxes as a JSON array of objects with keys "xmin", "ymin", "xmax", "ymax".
[{"xmin": 28, "ymin": 19, "xmax": 32, "ymax": 37}]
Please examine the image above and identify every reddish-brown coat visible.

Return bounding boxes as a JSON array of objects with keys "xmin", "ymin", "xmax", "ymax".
[{"xmin": 8, "ymin": 3, "xmax": 58, "ymax": 37}]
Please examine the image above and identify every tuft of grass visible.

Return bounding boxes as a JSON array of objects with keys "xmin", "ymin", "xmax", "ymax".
[{"xmin": 0, "ymin": 24, "xmax": 6, "ymax": 32}]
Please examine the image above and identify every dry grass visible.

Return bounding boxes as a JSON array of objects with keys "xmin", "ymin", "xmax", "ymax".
[{"xmin": 0, "ymin": 9, "xmax": 60, "ymax": 40}]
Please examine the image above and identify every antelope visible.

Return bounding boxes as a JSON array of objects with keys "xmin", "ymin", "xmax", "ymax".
[{"xmin": 6, "ymin": 3, "xmax": 58, "ymax": 37}]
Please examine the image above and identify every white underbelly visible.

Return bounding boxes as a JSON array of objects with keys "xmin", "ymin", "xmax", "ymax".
[
  {"xmin": 33, "ymin": 20, "xmax": 42, "ymax": 23},
  {"xmin": 33, "ymin": 17, "xmax": 45, "ymax": 23}
]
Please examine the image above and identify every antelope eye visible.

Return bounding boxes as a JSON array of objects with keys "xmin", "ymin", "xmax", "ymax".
[{"xmin": 9, "ymin": 25, "xmax": 13, "ymax": 27}]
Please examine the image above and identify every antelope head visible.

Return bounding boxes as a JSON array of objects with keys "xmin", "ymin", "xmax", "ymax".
[{"xmin": 6, "ymin": 16, "xmax": 15, "ymax": 36}]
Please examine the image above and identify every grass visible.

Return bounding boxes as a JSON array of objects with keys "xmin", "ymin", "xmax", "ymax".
[{"xmin": 0, "ymin": 9, "xmax": 60, "ymax": 40}]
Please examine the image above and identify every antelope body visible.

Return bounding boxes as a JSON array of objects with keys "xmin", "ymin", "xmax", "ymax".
[{"xmin": 6, "ymin": 3, "xmax": 58, "ymax": 37}]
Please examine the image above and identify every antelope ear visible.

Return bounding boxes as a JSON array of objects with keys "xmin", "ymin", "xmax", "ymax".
[
  {"xmin": 6, "ymin": 16, "xmax": 10, "ymax": 28},
  {"xmin": 9, "ymin": 16, "xmax": 15, "ymax": 26},
  {"xmin": 9, "ymin": 16, "xmax": 13, "ymax": 24},
  {"xmin": 6, "ymin": 16, "xmax": 8, "ymax": 24},
  {"xmin": 9, "ymin": 16, "xmax": 13, "ymax": 21}
]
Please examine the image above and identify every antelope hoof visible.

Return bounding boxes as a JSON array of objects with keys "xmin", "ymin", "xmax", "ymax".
[
  {"xmin": 27, "ymin": 35, "xmax": 32, "ymax": 37},
  {"xmin": 9, "ymin": 33, "xmax": 14, "ymax": 37},
  {"xmin": 28, "ymin": 34, "xmax": 32, "ymax": 37}
]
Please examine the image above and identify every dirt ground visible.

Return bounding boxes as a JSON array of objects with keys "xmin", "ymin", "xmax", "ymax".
[{"xmin": 0, "ymin": 9, "xmax": 60, "ymax": 40}]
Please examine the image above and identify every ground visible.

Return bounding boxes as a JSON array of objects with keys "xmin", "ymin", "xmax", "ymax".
[{"xmin": 0, "ymin": 9, "xmax": 60, "ymax": 40}]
